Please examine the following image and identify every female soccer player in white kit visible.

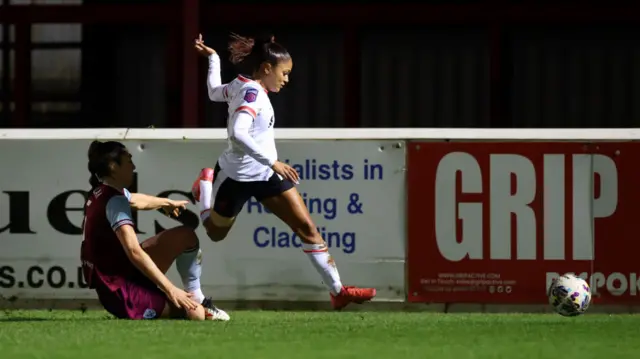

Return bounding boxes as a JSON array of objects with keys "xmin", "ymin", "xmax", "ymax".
[{"xmin": 191, "ymin": 33, "xmax": 376, "ymax": 310}]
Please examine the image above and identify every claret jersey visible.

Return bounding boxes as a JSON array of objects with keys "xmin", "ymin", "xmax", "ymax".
[{"xmin": 80, "ymin": 184, "xmax": 137, "ymax": 290}]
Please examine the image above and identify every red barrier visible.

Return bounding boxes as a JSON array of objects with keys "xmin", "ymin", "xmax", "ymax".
[{"xmin": 407, "ymin": 142, "xmax": 640, "ymax": 304}]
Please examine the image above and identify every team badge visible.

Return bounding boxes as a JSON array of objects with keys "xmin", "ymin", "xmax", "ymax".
[
  {"xmin": 143, "ymin": 308, "xmax": 157, "ymax": 319},
  {"xmin": 244, "ymin": 88, "xmax": 259, "ymax": 103}
]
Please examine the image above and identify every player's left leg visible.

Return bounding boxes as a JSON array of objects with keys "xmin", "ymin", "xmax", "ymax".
[
  {"xmin": 192, "ymin": 166, "xmax": 247, "ymax": 242},
  {"xmin": 257, "ymin": 175, "xmax": 376, "ymax": 310},
  {"xmin": 140, "ymin": 225, "xmax": 230, "ymax": 321}
]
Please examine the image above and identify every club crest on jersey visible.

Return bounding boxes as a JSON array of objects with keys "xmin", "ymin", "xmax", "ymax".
[{"xmin": 244, "ymin": 88, "xmax": 259, "ymax": 103}]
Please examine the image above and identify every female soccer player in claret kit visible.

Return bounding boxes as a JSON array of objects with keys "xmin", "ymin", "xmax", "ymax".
[
  {"xmin": 191, "ymin": 33, "xmax": 376, "ymax": 310},
  {"xmin": 80, "ymin": 140, "xmax": 230, "ymax": 321}
]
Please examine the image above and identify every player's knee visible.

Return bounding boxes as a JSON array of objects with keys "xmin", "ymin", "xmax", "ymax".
[
  {"xmin": 206, "ymin": 226, "xmax": 230, "ymax": 242},
  {"xmin": 205, "ymin": 213, "xmax": 234, "ymax": 242},
  {"xmin": 173, "ymin": 225, "xmax": 199, "ymax": 250}
]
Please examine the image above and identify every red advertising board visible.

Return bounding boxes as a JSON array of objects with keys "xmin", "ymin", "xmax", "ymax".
[{"xmin": 407, "ymin": 142, "xmax": 640, "ymax": 304}]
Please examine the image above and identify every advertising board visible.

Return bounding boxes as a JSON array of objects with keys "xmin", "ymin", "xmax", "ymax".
[
  {"xmin": 0, "ymin": 139, "xmax": 406, "ymax": 301},
  {"xmin": 407, "ymin": 142, "xmax": 640, "ymax": 304}
]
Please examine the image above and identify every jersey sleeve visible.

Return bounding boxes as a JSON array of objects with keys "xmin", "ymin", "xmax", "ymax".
[
  {"xmin": 229, "ymin": 85, "xmax": 262, "ymax": 119},
  {"xmin": 206, "ymin": 53, "xmax": 228, "ymax": 102},
  {"xmin": 105, "ymin": 195, "xmax": 134, "ymax": 231}
]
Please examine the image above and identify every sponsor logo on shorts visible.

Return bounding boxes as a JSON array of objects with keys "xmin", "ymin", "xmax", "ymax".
[{"xmin": 143, "ymin": 308, "xmax": 157, "ymax": 319}]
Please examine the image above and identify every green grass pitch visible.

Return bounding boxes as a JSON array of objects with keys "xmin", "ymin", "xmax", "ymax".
[{"xmin": 0, "ymin": 310, "xmax": 638, "ymax": 358}]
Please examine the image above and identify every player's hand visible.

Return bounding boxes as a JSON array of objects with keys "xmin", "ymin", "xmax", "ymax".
[
  {"xmin": 272, "ymin": 161, "xmax": 300, "ymax": 184},
  {"xmin": 194, "ymin": 33, "xmax": 216, "ymax": 56},
  {"xmin": 162, "ymin": 199, "xmax": 189, "ymax": 218},
  {"xmin": 166, "ymin": 286, "xmax": 199, "ymax": 311}
]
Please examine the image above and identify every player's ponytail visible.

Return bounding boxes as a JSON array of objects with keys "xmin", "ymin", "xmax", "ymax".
[
  {"xmin": 228, "ymin": 33, "xmax": 256, "ymax": 65},
  {"xmin": 87, "ymin": 140, "xmax": 127, "ymax": 189},
  {"xmin": 228, "ymin": 32, "xmax": 290, "ymax": 76}
]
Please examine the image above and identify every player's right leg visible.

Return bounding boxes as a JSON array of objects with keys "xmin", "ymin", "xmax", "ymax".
[
  {"xmin": 258, "ymin": 179, "xmax": 376, "ymax": 310},
  {"xmin": 191, "ymin": 166, "xmax": 247, "ymax": 242}
]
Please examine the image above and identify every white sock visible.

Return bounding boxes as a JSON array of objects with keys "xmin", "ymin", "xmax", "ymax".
[
  {"xmin": 302, "ymin": 243, "xmax": 343, "ymax": 295},
  {"xmin": 198, "ymin": 180, "xmax": 213, "ymax": 222},
  {"xmin": 176, "ymin": 246, "xmax": 205, "ymax": 303}
]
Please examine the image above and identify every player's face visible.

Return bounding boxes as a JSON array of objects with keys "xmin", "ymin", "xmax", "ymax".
[
  {"xmin": 264, "ymin": 58, "xmax": 293, "ymax": 93},
  {"xmin": 112, "ymin": 151, "xmax": 136, "ymax": 188}
]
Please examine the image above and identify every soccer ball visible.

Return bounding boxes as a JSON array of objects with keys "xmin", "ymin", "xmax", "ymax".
[{"xmin": 547, "ymin": 273, "xmax": 591, "ymax": 317}]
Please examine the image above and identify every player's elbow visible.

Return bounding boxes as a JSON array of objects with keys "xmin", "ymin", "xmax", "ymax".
[
  {"xmin": 229, "ymin": 130, "xmax": 249, "ymax": 146},
  {"xmin": 229, "ymin": 133, "xmax": 242, "ymax": 146},
  {"xmin": 124, "ymin": 246, "xmax": 146, "ymax": 265},
  {"xmin": 115, "ymin": 226, "xmax": 145, "ymax": 263}
]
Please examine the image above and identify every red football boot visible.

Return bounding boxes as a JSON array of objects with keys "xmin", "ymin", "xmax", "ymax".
[{"xmin": 331, "ymin": 286, "xmax": 377, "ymax": 310}]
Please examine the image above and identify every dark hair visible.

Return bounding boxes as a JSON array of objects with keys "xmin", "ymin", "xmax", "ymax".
[
  {"xmin": 87, "ymin": 140, "xmax": 128, "ymax": 189},
  {"xmin": 228, "ymin": 33, "xmax": 291, "ymax": 76}
]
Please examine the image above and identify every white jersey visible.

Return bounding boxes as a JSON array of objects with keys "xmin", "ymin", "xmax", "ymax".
[{"xmin": 206, "ymin": 53, "xmax": 277, "ymax": 182}]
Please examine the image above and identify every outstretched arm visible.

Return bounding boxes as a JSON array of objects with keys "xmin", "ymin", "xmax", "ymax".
[
  {"xmin": 126, "ymin": 189, "xmax": 188, "ymax": 216},
  {"xmin": 129, "ymin": 192, "xmax": 172, "ymax": 210}
]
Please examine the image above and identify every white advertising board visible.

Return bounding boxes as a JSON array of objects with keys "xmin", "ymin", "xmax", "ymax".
[{"xmin": 0, "ymin": 139, "xmax": 406, "ymax": 301}]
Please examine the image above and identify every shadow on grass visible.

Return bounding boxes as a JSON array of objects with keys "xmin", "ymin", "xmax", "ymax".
[
  {"xmin": 0, "ymin": 317, "xmax": 52, "ymax": 322},
  {"xmin": 0, "ymin": 314, "xmax": 115, "ymax": 322}
]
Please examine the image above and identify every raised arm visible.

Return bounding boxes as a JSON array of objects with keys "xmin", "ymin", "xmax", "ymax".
[
  {"xmin": 206, "ymin": 53, "xmax": 227, "ymax": 102},
  {"xmin": 194, "ymin": 34, "xmax": 227, "ymax": 102}
]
